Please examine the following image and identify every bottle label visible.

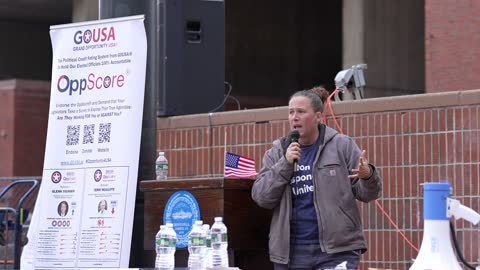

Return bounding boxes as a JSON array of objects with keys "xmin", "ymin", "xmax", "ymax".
[
  {"xmin": 170, "ymin": 237, "xmax": 177, "ymax": 247},
  {"xmin": 211, "ymin": 233, "xmax": 227, "ymax": 243},
  {"xmin": 206, "ymin": 237, "xmax": 212, "ymax": 248},
  {"xmin": 156, "ymin": 164, "xmax": 168, "ymax": 170},
  {"xmin": 189, "ymin": 236, "xmax": 206, "ymax": 246},
  {"xmin": 159, "ymin": 237, "xmax": 176, "ymax": 247}
]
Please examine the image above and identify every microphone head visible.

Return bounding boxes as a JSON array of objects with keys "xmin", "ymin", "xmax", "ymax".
[{"xmin": 289, "ymin": 130, "xmax": 300, "ymax": 143}]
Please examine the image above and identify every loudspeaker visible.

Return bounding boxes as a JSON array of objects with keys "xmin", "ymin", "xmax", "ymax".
[
  {"xmin": 100, "ymin": 0, "xmax": 225, "ymax": 116},
  {"xmin": 156, "ymin": 0, "xmax": 225, "ymax": 116}
]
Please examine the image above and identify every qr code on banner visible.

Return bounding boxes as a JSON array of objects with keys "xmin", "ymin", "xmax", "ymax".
[
  {"xmin": 66, "ymin": 125, "xmax": 80, "ymax": 146},
  {"xmin": 83, "ymin": 124, "xmax": 95, "ymax": 144},
  {"xmin": 98, "ymin": 123, "xmax": 111, "ymax": 143}
]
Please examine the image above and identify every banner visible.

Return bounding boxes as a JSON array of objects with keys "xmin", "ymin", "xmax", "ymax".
[{"xmin": 21, "ymin": 15, "xmax": 147, "ymax": 269}]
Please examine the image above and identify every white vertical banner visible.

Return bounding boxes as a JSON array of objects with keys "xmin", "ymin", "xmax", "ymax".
[{"xmin": 21, "ymin": 15, "xmax": 147, "ymax": 269}]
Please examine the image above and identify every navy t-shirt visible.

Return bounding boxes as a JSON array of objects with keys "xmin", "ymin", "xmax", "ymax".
[{"xmin": 290, "ymin": 138, "xmax": 321, "ymax": 244}]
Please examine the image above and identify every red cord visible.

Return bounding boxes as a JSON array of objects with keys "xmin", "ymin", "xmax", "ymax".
[
  {"xmin": 324, "ymin": 89, "xmax": 344, "ymax": 134},
  {"xmin": 325, "ymin": 88, "xmax": 420, "ymax": 253},
  {"xmin": 374, "ymin": 200, "xmax": 419, "ymax": 252}
]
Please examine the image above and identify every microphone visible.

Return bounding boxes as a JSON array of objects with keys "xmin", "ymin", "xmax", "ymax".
[
  {"xmin": 290, "ymin": 130, "xmax": 300, "ymax": 143},
  {"xmin": 289, "ymin": 130, "xmax": 300, "ymax": 168}
]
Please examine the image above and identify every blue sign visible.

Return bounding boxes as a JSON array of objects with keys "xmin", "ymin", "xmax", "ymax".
[{"xmin": 163, "ymin": 191, "xmax": 201, "ymax": 248}]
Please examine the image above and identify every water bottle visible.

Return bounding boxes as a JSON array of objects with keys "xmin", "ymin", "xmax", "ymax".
[
  {"xmin": 202, "ymin": 224, "xmax": 212, "ymax": 268},
  {"xmin": 155, "ymin": 224, "xmax": 176, "ymax": 270},
  {"xmin": 165, "ymin": 223, "xmax": 177, "ymax": 269},
  {"xmin": 211, "ymin": 217, "xmax": 229, "ymax": 267},
  {"xmin": 155, "ymin": 225, "xmax": 167, "ymax": 269},
  {"xmin": 156, "ymin": 151, "xmax": 168, "ymax": 180},
  {"xmin": 188, "ymin": 220, "xmax": 207, "ymax": 270}
]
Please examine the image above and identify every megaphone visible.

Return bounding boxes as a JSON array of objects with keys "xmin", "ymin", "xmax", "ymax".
[{"xmin": 410, "ymin": 182, "xmax": 480, "ymax": 270}]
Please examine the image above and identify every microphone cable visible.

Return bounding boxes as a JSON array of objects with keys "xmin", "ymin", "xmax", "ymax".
[
  {"xmin": 209, "ymin": 81, "xmax": 238, "ymax": 113},
  {"xmin": 450, "ymin": 221, "xmax": 476, "ymax": 270}
]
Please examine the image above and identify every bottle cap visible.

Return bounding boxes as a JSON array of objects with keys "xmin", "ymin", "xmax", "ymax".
[
  {"xmin": 214, "ymin": 217, "xmax": 223, "ymax": 222},
  {"xmin": 159, "ymin": 151, "xmax": 165, "ymax": 155}
]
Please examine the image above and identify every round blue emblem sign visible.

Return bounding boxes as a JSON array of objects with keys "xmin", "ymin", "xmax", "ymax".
[{"xmin": 163, "ymin": 191, "xmax": 201, "ymax": 248}]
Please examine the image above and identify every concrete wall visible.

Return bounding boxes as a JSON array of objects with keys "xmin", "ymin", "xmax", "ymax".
[
  {"xmin": 156, "ymin": 89, "xmax": 480, "ymax": 268},
  {"xmin": 72, "ymin": 0, "xmax": 98, "ymax": 22},
  {"xmin": 344, "ymin": 0, "xmax": 425, "ymax": 98},
  {"xmin": 425, "ymin": 0, "xmax": 480, "ymax": 93},
  {"xmin": 0, "ymin": 83, "xmax": 15, "ymax": 176}
]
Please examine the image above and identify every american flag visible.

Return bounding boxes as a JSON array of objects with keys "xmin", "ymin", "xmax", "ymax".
[{"xmin": 224, "ymin": 152, "xmax": 257, "ymax": 179}]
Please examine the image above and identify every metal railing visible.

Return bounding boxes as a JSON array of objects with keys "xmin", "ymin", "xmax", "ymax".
[{"xmin": 0, "ymin": 177, "xmax": 40, "ymax": 269}]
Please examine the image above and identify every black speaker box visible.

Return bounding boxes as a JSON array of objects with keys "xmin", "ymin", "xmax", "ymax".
[{"xmin": 100, "ymin": 0, "xmax": 225, "ymax": 116}]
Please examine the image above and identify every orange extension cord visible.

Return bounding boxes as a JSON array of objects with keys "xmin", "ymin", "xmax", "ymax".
[{"xmin": 324, "ymin": 89, "xmax": 419, "ymax": 254}]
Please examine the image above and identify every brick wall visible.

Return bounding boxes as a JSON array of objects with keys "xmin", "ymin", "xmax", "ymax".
[
  {"xmin": 12, "ymin": 80, "xmax": 50, "ymax": 176},
  {"xmin": 425, "ymin": 0, "xmax": 480, "ymax": 93},
  {"xmin": 0, "ymin": 80, "xmax": 50, "ymax": 177},
  {"xmin": 0, "ymin": 79, "xmax": 49, "ymax": 211},
  {"xmin": 0, "ymin": 80, "xmax": 50, "ymax": 210},
  {"xmin": 157, "ymin": 89, "xmax": 480, "ymax": 268}
]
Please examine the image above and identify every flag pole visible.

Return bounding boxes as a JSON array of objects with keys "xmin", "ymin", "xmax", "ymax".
[{"xmin": 223, "ymin": 129, "xmax": 227, "ymax": 178}]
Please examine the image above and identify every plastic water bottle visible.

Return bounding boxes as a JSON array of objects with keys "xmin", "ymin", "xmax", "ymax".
[
  {"xmin": 202, "ymin": 224, "xmax": 213, "ymax": 268},
  {"xmin": 188, "ymin": 220, "xmax": 207, "ymax": 270},
  {"xmin": 211, "ymin": 217, "xmax": 229, "ymax": 267},
  {"xmin": 155, "ymin": 225, "xmax": 167, "ymax": 268},
  {"xmin": 156, "ymin": 151, "xmax": 168, "ymax": 180},
  {"xmin": 165, "ymin": 223, "xmax": 177, "ymax": 269},
  {"xmin": 155, "ymin": 224, "xmax": 176, "ymax": 270}
]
